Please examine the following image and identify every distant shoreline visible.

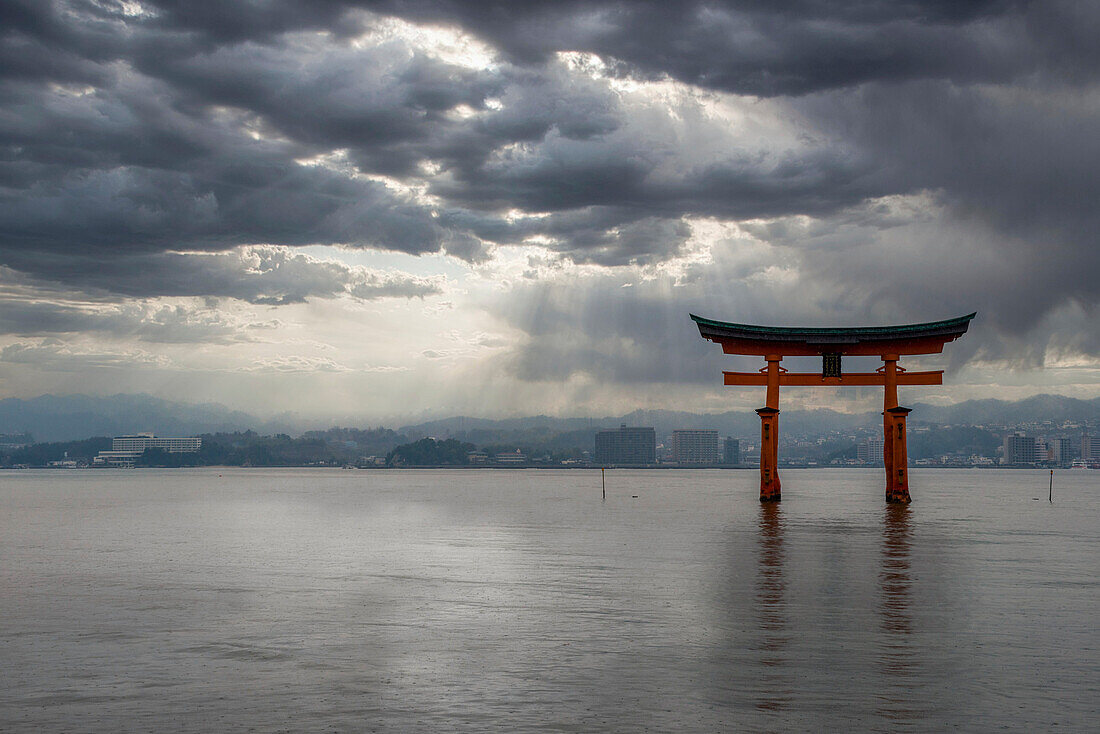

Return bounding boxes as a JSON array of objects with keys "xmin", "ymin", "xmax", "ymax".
[{"xmin": 3, "ymin": 464, "xmax": 1082, "ymax": 471}]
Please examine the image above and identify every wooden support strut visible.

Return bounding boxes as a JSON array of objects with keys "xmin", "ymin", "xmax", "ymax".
[{"xmin": 723, "ymin": 370, "xmax": 943, "ymax": 386}]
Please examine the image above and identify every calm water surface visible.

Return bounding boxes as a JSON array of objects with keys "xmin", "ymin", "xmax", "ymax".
[{"xmin": 1, "ymin": 468, "xmax": 1097, "ymax": 732}]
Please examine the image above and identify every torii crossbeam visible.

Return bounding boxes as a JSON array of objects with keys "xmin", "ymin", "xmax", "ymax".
[{"xmin": 691, "ymin": 313, "xmax": 975, "ymax": 503}]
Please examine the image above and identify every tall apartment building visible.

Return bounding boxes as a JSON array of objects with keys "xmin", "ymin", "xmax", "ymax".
[
  {"xmin": 1047, "ymin": 437, "xmax": 1073, "ymax": 465},
  {"xmin": 857, "ymin": 436, "xmax": 884, "ymax": 464},
  {"xmin": 1082, "ymin": 435, "xmax": 1100, "ymax": 461},
  {"xmin": 594, "ymin": 425, "xmax": 656, "ymax": 466},
  {"xmin": 723, "ymin": 437, "xmax": 741, "ymax": 465},
  {"xmin": 1003, "ymin": 432, "xmax": 1039, "ymax": 464},
  {"xmin": 671, "ymin": 429, "xmax": 720, "ymax": 464}
]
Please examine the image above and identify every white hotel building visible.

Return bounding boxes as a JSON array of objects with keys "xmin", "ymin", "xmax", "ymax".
[{"xmin": 93, "ymin": 433, "xmax": 202, "ymax": 466}]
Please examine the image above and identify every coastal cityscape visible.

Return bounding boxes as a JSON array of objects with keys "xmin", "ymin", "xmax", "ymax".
[{"xmin": 4, "ymin": 399, "xmax": 1099, "ymax": 470}]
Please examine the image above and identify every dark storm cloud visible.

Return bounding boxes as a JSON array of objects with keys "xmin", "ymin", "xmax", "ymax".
[
  {"xmin": 0, "ymin": 71, "xmax": 450, "ymax": 255},
  {"xmin": 132, "ymin": 37, "xmax": 507, "ymax": 176},
  {"xmin": 782, "ymin": 81, "xmax": 1100, "ymax": 349},
  {"xmin": 124, "ymin": 1, "xmax": 1079, "ymax": 95},
  {"xmin": 362, "ymin": 0, "xmax": 1046, "ymax": 95},
  {"xmin": 2, "ymin": 0, "xmax": 1099, "ymax": 366},
  {"xmin": 0, "ymin": 0, "xmax": 888, "ymax": 288},
  {"xmin": 1, "ymin": 3, "xmax": 475, "ymax": 289}
]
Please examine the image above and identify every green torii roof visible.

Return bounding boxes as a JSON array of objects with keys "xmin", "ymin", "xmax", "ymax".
[{"xmin": 690, "ymin": 312, "xmax": 976, "ymax": 345}]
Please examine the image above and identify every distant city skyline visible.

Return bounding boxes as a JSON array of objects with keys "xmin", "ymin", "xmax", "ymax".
[
  {"xmin": 4, "ymin": 390, "xmax": 1100, "ymax": 446},
  {"xmin": 7, "ymin": 413, "xmax": 1100, "ymax": 470},
  {"xmin": 2, "ymin": 3, "xmax": 1100, "ymax": 419}
]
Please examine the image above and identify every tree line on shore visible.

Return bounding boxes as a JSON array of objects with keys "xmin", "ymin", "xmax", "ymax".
[{"xmin": 0, "ymin": 428, "xmax": 581, "ymax": 468}]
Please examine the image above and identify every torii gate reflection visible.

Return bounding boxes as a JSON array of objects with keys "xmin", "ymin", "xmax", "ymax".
[{"xmin": 692, "ymin": 313, "xmax": 975, "ymax": 503}]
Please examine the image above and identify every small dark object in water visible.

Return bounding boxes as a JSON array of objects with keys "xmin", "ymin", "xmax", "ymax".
[{"xmin": 631, "ymin": 495, "xmax": 639, "ymax": 498}]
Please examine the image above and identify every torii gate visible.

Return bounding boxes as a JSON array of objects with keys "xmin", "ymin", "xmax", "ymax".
[{"xmin": 691, "ymin": 313, "xmax": 975, "ymax": 503}]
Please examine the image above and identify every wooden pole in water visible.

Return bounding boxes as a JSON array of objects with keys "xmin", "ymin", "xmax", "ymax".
[
  {"xmin": 1049, "ymin": 469, "xmax": 1053, "ymax": 503},
  {"xmin": 602, "ymin": 467, "xmax": 606, "ymax": 500}
]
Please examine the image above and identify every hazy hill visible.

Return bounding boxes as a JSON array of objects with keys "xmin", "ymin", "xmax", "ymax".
[
  {"xmin": 2, "ymin": 392, "xmax": 1097, "ymax": 444},
  {"xmin": 910, "ymin": 394, "xmax": 1100, "ymax": 425},
  {"xmin": 0, "ymin": 394, "xmax": 288, "ymax": 443}
]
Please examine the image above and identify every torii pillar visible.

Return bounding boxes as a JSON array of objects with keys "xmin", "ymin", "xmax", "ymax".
[
  {"xmin": 756, "ymin": 355, "xmax": 782, "ymax": 501},
  {"xmin": 691, "ymin": 312, "xmax": 975, "ymax": 503},
  {"xmin": 881, "ymin": 355, "xmax": 911, "ymax": 503},
  {"xmin": 885, "ymin": 406, "xmax": 912, "ymax": 503}
]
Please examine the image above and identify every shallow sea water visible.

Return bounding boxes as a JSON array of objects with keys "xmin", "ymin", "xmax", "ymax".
[{"xmin": 1, "ymin": 467, "xmax": 1097, "ymax": 732}]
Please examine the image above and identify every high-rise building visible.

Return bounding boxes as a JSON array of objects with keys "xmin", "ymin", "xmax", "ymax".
[
  {"xmin": 594, "ymin": 425, "xmax": 656, "ymax": 466},
  {"xmin": 1047, "ymin": 437, "xmax": 1072, "ymax": 465},
  {"xmin": 1082, "ymin": 435, "xmax": 1100, "ymax": 461},
  {"xmin": 671, "ymin": 429, "xmax": 720, "ymax": 464},
  {"xmin": 1003, "ymin": 432, "xmax": 1039, "ymax": 464},
  {"xmin": 723, "ymin": 437, "xmax": 740, "ymax": 465},
  {"xmin": 857, "ymin": 436, "xmax": 884, "ymax": 464}
]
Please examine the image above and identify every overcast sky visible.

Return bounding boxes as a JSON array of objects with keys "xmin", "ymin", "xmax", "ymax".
[{"xmin": 1, "ymin": 0, "xmax": 1098, "ymax": 421}]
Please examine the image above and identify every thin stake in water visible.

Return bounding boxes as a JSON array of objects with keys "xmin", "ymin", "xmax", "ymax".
[
  {"xmin": 1049, "ymin": 469, "xmax": 1053, "ymax": 503},
  {"xmin": 601, "ymin": 467, "xmax": 606, "ymax": 500}
]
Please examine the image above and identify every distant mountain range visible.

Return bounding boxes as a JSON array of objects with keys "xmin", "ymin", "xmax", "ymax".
[
  {"xmin": 1, "ymin": 392, "xmax": 1098, "ymax": 443},
  {"xmin": 0, "ymin": 394, "xmax": 296, "ymax": 443},
  {"xmin": 909, "ymin": 394, "xmax": 1100, "ymax": 426},
  {"xmin": 387, "ymin": 396, "xmax": 1100, "ymax": 443}
]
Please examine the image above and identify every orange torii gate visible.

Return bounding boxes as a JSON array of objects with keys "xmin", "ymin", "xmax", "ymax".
[{"xmin": 691, "ymin": 313, "xmax": 975, "ymax": 503}]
